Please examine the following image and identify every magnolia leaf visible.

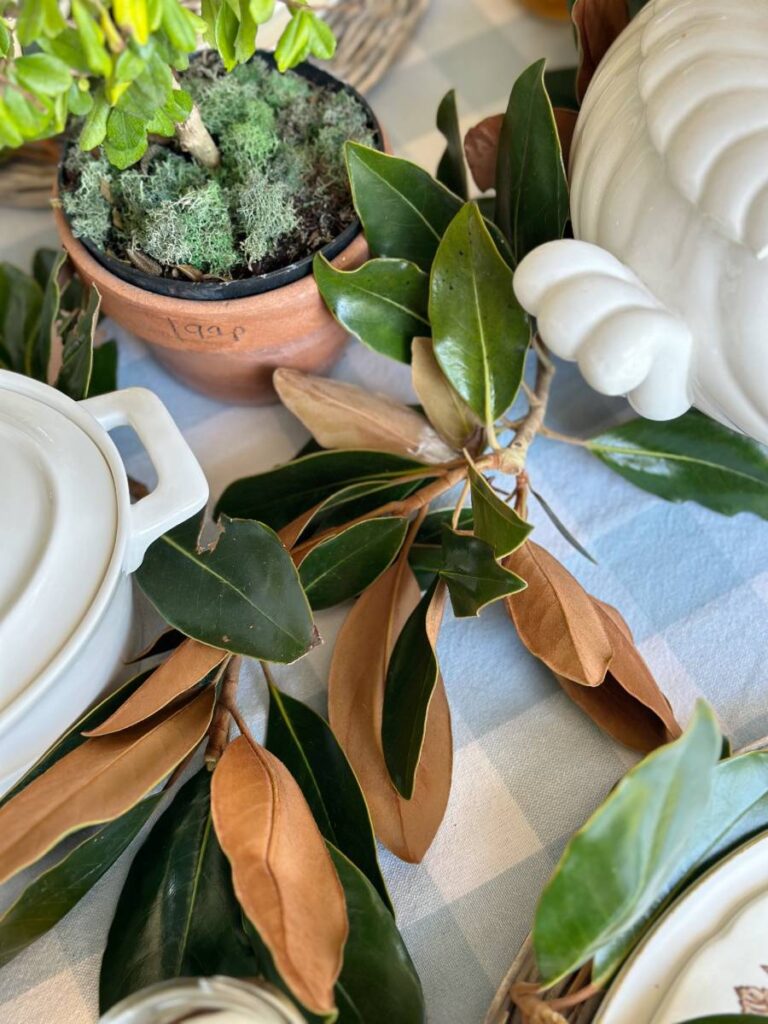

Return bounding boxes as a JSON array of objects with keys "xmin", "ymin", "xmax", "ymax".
[
  {"xmin": 212, "ymin": 737, "xmax": 348, "ymax": 1016},
  {"xmin": 572, "ymin": 0, "xmax": 630, "ymax": 102},
  {"xmin": 431, "ymin": 203, "xmax": 528, "ymax": 427},
  {"xmin": 436, "ymin": 89, "xmax": 468, "ymax": 200},
  {"xmin": 273, "ymin": 369, "xmax": 455, "ymax": 464},
  {"xmin": 25, "ymin": 250, "xmax": 65, "ymax": 382},
  {"xmin": 346, "ymin": 143, "xmax": 462, "ymax": 271},
  {"xmin": 298, "ymin": 517, "xmax": 408, "ymax": 610},
  {"xmin": 127, "ymin": 627, "xmax": 186, "ymax": 663},
  {"xmin": 0, "ymin": 798, "xmax": 160, "ymax": 973},
  {"xmin": 100, "ymin": 772, "xmax": 257, "ymax": 1012},
  {"xmin": 55, "ymin": 285, "xmax": 100, "ymax": 400},
  {"xmin": 679, "ymin": 1018, "xmax": 767, "ymax": 1024},
  {"xmin": 588, "ymin": 412, "xmax": 768, "ymax": 520},
  {"xmin": 328, "ymin": 561, "xmax": 452, "ymax": 863},
  {"xmin": 534, "ymin": 703, "xmax": 722, "ymax": 986},
  {"xmin": 439, "ymin": 527, "xmax": 526, "ymax": 617},
  {"xmin": 554, "ymin": 107, "xmax": 579, "ymax": 171},
  {"xmin": 411, "ymin": 336, "xmax": 481, "ymax": 452},
  {"xmin": 329, "ymin": 846, "xmax": 425, "ymax": 1023},
  {"xmin": 265, "ymin": 685, "xmax": 392, "ymax": 913},
  {"xmin": 313, "ymin": 254, "xmax": 429, "ymax": 364},
  {"xmin": 216, "ymin": 449, "xmax": 427, "ymax": 531},
  {"xmin": 528, "ymin": 485, "xmax": 596, "ymax": 564},
  {"xmin": 496, "ymin": 59, "xmax": 570, "ymax": 264},
  {"xmin": 84, "ymin": 640, "xmax": 226, "ymax": 737},
  {"xmin": 0, "ymin": 688, "xmax": 215, "ymax": 886},
  {"xmin": 382, "ymin": 580, "xmax": 446, "ymax": 799},
  {"xmin": 545, "ymin": 67, "xmax": 578, "ymax": 110},
  {"xmin": 0, "ymin": 263, "xmax": 43, "ymax": 372},
  {"xmin": 416, "ymin": 507, "xmax": 475, "ymax": 544},
  {"xmin": 136, "ymin": 513, "xmax": 314, "ymax": 663},
  {"xmin": 504, "ymin": 541, "xmax": 612, "ymax": 686},
  {"xmin": 468, "ymin": 462, "xmax": 532, "ymax": 558},
  {"xmin": 464, "ymin": 113, "xmax": 503, "ymax": 193},
  {"xmin": 89, "ymin": 340, "xmax": 119, "ymax": 397}
]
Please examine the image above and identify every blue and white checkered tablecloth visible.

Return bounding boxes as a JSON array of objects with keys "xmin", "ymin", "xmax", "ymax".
[{"xmin": 3, "ymin": 2, "xmax": 768, "ymax": 1021}]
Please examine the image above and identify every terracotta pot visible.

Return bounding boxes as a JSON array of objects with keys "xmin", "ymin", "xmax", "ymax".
[{"xmin": 54, "ymin": 204, "xmax": 369, "ymax": 404}]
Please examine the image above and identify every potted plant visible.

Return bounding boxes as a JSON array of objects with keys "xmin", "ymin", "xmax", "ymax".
[{"xmin": 0, "ymin": 1, "xmax": 383, "ymax": 402}]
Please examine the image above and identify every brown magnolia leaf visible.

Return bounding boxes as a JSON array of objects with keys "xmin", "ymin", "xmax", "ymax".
[
  {"xmin": 84, "ymin": 639, "xmax": 226, "ymax": 737},
  {"xmin": 126, "ymin": 626, "xmax": 186, "ymax": 663},
  {"xmin": 572, "ymin": 0, "xmax": 630, "ymax": 102},
  {"xmin": 211, "ymin": 736, "xmax": 347, "ymax": 1015},
  {"xmin": 411, "ymin": 337, "xmax": 482, "ymax": 452},
  {"xmin": 593, "ymin": 597, "xmax": 633, "ymax": 641},
  {"xmin": 278, "ymin": 500, "xmax": 326, "ymax": 551},
  {"xmin": 274, "ymin": 368, "xmax": 455, "ymax": 464},
  {"xmin": 328, "ymin": 559, "xmax": 453, "ymax": 863},
  {"xmin": 0, "ymin": 687, "xmax": 215, "ymax": 885},
  {"xmin": 464, "ymin": 113, "xmax": 504, "ymax": 193},
  {"xmin": 504, "ymin": 541, "xmax": 612, "ymax": 686}
]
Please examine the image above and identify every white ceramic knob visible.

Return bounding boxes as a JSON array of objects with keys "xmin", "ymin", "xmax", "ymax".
[{"xmin": 513, "ymin": 0, "xmax": 768, "ymax": 443}]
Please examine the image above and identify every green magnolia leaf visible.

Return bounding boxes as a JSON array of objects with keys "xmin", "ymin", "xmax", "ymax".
[
  {"xmin": 592, "ymin": 747, "xmax": 768, "ymax": 982},
  {"xmin": 313, "ymin": 254, "xmax": 429, "ymax": 364},
  {"xmin": 89, "ymin": 341, "xmax": 119, "ymax": 397},
  {"xmin": 346, "ymin": 143, "xmax": 462, "ymax": 271},
  {"xmin": 416, "ymin": 507, "xmax": 474, "ymax": 544},
  {"xmin": 430, "ymin": 202, "xmax": 529, "ymax": 427},
  {"xmin": 679, "ymin": 1018, "xmax": 767, "ymax": 1023},
  {"xmin": 0, "ymin": 798, "xmax": 160, "ymax": 972},
  {"xmin": 588, "ymin": 412, "xmax": 768, "ymax": 520},
  {"xmin": 436, "ymin": 89, "xmax": 468, "ymax": 200},
  {"xmin": 528, "ymin": 485, "xmax": 596, "ymax": 564},
  {"xmin": 56, "ymin": 285, "xmax": 100, "ymax": 401},
  {"xmin": 14, "ymin": 54, "xmax": 71, "ymax": 96},
  {"xmin": 382, "ymin": 580, "xmax": 445, "ymax": 799},
  {"xmin": 544, "ymin": 66, "xmax": 578, "ymax": 110},
  {"xmin": 136, "ymin": 513, "xmax": 315, "ymax": 662},
  {"xmin": 265, "ymin": 685, "xmax": 392, "ymax": 913},
  {"xmin": 329, "ymin": 845, "xmax": 425, "ymax": 1024},
  {"xmin": 100, "ymin": 772, "xmax": 257, "ymax": 1012},
  {"xmin": 25, "ymin": 250, "xmax": 65, "ymax": 382},
  {"xmin": 0, "ymin": 263, "xmax": 43, "ymax": 372},
  {"xmin": 299, "ymin": 517, "xmax": 408, "ymax": 610},
  {"xmin": 495, "ymin": 59, "xmax": 570, "ymax": 264},
  {"xmin": 215, "ymin": 449, "xmax": 427, "ymax": 531},
  {"xmin": 439, "ymin": 526, "xmax": 526, "ymax": 617},
  {"xmin": 468, "ymin": 463, "xmax": 532, "ymax": 557},
  {"xmin": 534, "ymin": 702, "xmax": 722, "ymax": 987}
]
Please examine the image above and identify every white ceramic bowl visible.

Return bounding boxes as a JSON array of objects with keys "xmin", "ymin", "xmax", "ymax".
[{"xmin": 0, "ymin": 371, "xmax": 208, "ymax": 796}]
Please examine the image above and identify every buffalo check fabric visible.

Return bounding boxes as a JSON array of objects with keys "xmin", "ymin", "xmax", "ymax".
[{"xmin": 2, "ymin": 2, "xmax": 768, "ymax": 1021}]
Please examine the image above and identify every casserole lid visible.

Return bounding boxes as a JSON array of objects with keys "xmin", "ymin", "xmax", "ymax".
[{"xmin": 0, "ymin": 380, "xmax": 117, "ymax": 712}]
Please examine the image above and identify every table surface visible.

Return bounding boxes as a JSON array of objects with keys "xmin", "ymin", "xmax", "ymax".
[{"xmin": 3, "ymin": 2, "xmax": 768, "ymax": 1022}]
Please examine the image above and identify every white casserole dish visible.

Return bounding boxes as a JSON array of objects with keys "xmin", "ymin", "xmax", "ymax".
[{"xmin": 0, "ymin": 370, "xmax": 208, "ymax": 796}]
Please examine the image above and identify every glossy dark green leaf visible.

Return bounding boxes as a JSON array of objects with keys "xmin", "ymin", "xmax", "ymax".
[
  {"xmin": 415, "ymin": 507, "xmax": 474, "ymax": 544},
  {"xmin": 0, "ymin": 263, "xmax": 42, "ymax": 371},
  {"xmin": 679, "ymin": 1018, "xmax": 766, "ymax": 1023},
  {"xmin": 496, "ymin": 59, "xmax": 570, "ymax": 263},
  {"xmin": 430, "ymin": 202, "xmax": 529, "ymax": 427},
  {"xmin": 588, "ymin": 412, "xmax": 768, "ymax": 519},
  {"xmin": 469, "ymin": 463, "xmax": 532, "ymax": 557},
  {"xmin": 329, "ymin": 845, "xmax": 425, "ymax": 1024},
  {"xmin": 408, "ymin": 544, "xmax": 443, "ymax": 590},
  {"xmin": 88, "ymin": 340, "xmax": 119, "ymax": 396},
  {"xmin": 100, "ymin": 772, "xmax": 256, "ymax": 1012},
  {"xmin": 439, "ymin": 526, "xmax": 526, "ymax": 617},
  {"xmin": 0, "ymin": 797, "xmax": 159, "ymax": 971},
  {"xmin": 136, "ymin": 513, "xmax": 314, "ymax": 663},
  {"xmin": 436, "ymin": 89, "xmax": 468, "ymax": 200},
  {"xmin": 25, "ymin": 250, "xmax": 64, "ymax": 381},
  {"xmin": 313, "ymin": 254, "xmax": 428, "ymax": 363},
  {"xmin": 265, "ymin": 685, "xmax": 392, "ymax": 913},
  {"xmin": 382, "ymin": 580, "xmax": 444, "ymax": 799},
  {"xmin": 215, "ymin": 449, "xmax": 427, "ymax": 531},
  {"xmin": 299, "ymin": 517, "xmax": 408, "ymax": 610},
  {"xmin": 346, "ymin": 142, "xmax": 462, "ymax": 271},
  {"xmin": 312, "ymin": 476, "xmax": 430, "ymax": 535},
  {"xmin": 544, "ymin": 66, "xmax": 578, "ymax": 110},
  {"xmin": 529, "ymin": 485, "xmax": 596, "ymax": 564},
  {"xmin": 55, "ymin": 285, "xmax": 100, "ymax": 400},
  {"xmin": 534, "ymin": 703, "xmax": 722, "ymax": 987}
]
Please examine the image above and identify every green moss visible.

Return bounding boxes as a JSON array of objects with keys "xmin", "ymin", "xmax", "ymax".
[
  {"xmin": 138, "ymin": 181, "xmax": 238, "ymax": 275},
  {"xmin": 219, "ymin": 98, "xmax": 279, "ymax": 180},
  {"xmin": 60, "ymin": 152, "xmax": 113, "ymax": 249},
  {"xmin": 233, "ymin": 173, "xmax": 299, "ymax": 267}
]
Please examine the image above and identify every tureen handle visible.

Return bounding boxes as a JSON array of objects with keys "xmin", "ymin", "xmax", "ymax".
[{"xmin": 79, "ymin": 387, "xmax": 209, "ymax": 573}]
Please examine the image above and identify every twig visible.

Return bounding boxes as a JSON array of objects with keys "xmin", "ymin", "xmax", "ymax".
[
  {"xmin": 452, "ymin": 478, "xmax": 471, "ymax": 529},
  {"xmin": 539, "ymin": 427, "xmax": 589, "ymax": 448},
  {"xmin": 205, "ymin": 655, "xmax": 240, "ymax": 768},
  {"xmin": 499, "ymin": 351, "xmax": 556, "ymax": 475},
  {"xmin": 221, "ymin": 697, "xmax": 262, "ymax": 755}
]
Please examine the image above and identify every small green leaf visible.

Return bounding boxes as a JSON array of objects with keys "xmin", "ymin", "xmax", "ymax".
[
  {"xmin": 265, "ymin": 686, "xmax": 393, "ymax": 913},
  {"xmin": 72, "ymin": 0, "xmax": 112, "ymax": 76},
  {"xmin": 534, "ymin": 702, "xmax": 722, "ymax": 987},
  {"xmin": 4, "ymin": 86, "xmax": 54, "ymax": 139},
  {"xmin": 346, "ymin": 143, "xmax": 462, "ymax": 271},
  {"xmin": 588, "ymin": 412, "xmax": 768, "ymax": 520},
  {"xmin": 329, "ymin": 845, "xmax": 425, "ymax": 1023},
  {"xmin": 436, "ymin": 89, "xmax": 468, "ymax": 200},
  {"xmin": 56, "ymin": 285, "xmax": 100, "ymax": 400},
  {"xmin": 382, "ymin": 580, "xmax": 445, "ymax": 799},
  {"xmin": 314, "ymin": 254, "xmax": 429, "ymax": 364},
  {"xmin": 164, "ymin": 86, "xmax": 193, "ymax": 123},
  {"xmin": 104, "ymin": 108, "xmax": 148, "ymax": 169},
  {"xmin": 439, "ymin": 526, "xmax": 526, "ymax": 617},
  {"xmin": 306, "ymin": 11, "xmax": 335, "ymax": 61},
  {"xmin": 100, "ymin": 772, "xmax": 256, "ymax": 1012},
  {"xmin": 0, "ymin": 798, "xmax": 160, "ymax": 973},
  {"xmin": 468, "ymin": 462, "xmax": 532, "ymax": 557},
  {"xmin": 136, "ymin": 513, "xmax": 315, "ymax": 663},
  {"xmin": 274, "ymin": 7, "xmax": 311, "ymax": 71},
  {"xmin": 0, "ymin": 19, "xmax": 10, "ymax": 58},
  {"xmin": 299, "ymin": 517, "xmax": 408, "ymax": 610},
  {"xmin": 161, "ymin": 0, "xmax": 200, "ymax": 51},
  {"xmin": 496, "ymin": 59, "xmax": 570, "ymax": 263},
  {"xmin": 68, "ymin": 82, "xmax": 93, "ymax": 117},
  {"xmin": 15, "ymin": 2, "xmax": 44, "ymax": 46},
  {"xmin": 430, "ymin": 202, "xmax": 529, "ymax": 426},
  {"xmin": 79, "ymin": 90, "xmax": 110, "ymax": 150},
  {"xmin": 41, "ymin": 27, "xmax": 93, "ymax": 74},
  {"xmin": 14, "ymin": 53, "xmax": 72, "ymax": 96},
  {"xmin": 250, "ymin": 0, "xmax": 276, "ymax": 23},
  {"xmin": 215, "ymin": 449, "xmax": 427, "ymax": 531}
]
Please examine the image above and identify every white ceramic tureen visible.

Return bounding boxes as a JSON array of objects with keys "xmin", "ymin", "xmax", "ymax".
[
  {"xmin": 0, "ymin": 370, "xmax": 208, "ymax": 796},
  {"xmin": 513, "ymin": 0, "xmax": 768, "ymax": 444}
]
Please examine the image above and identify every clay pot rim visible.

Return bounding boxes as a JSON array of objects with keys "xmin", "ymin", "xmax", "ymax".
[{"xmin": 58, "ymin": 49, "xmax": 383, "ymax": 304}]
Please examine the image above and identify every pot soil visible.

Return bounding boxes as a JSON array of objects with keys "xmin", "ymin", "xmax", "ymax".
[{"xmin": 55, "ymin": 54, "xmax": 384, "ymax": 403}]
